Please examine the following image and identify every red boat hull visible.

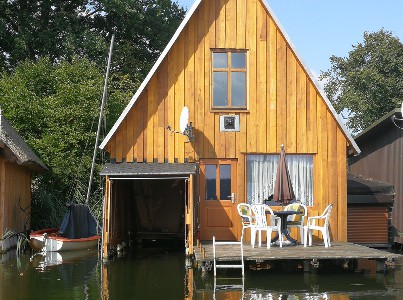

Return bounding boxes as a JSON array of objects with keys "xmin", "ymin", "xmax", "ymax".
[{"xmin": 30, "ymin": 228, "xmax": 99, "ymax": 252}]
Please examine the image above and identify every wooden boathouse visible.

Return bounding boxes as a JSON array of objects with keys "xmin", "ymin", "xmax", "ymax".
[
  {"xmin": 0, "ymin": 109, "xmax": 47, "ymax": 253},
  {"xmin": 349, "ymin": 108, "xmax": 403, "ymax": 246},
  {"xmin": 99, "ymin": 0, "xmax": 361, "ymax": 258}
]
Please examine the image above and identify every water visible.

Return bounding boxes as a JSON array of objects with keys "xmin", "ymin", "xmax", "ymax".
[{"xmin": 1, "ymin": 247, "xmax": 403, "ymax": 300}]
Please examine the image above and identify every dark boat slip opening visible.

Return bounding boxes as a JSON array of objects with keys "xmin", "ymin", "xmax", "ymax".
[{"xmin": 108, "ymin": 178, "xmax": 187, "ymax": 251}]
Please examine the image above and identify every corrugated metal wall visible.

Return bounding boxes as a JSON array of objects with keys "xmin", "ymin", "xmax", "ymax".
[
  {"xmin": 349, "ymin": 120, "xmax": 403, "ymax": 244},
  {"xmin": 347, "ymin": 206, "xmax": 389, "ymax": 244}
]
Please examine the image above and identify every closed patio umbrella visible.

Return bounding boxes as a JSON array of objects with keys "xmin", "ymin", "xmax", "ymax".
[{"xmin": 273, "ymin": 144, "xmax": 295, "ymax": 207}]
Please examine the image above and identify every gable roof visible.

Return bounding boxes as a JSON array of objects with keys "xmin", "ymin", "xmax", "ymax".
[
  {"xmin": 0, "ymin": 109, "xmax": 47, "ymax": 172},
  {"xmin": 99, "ymin": 0, "xmax": 360, "ymax": 154}
]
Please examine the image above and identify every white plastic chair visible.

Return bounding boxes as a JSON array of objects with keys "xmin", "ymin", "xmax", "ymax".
[
  {"xmin": 285, "ymin": 202, "xmax": 308, "ymax": 244},
  {"xmin": 251, "ymin": 204, "xmax": 282, "ymax": 249},
  {"xmin": 304, "ymin": 204, "xmax": 333, "ymax": 248},
  {"xmin": 237, "ymin": 203, "xmax": 255, "ymax": 245}
]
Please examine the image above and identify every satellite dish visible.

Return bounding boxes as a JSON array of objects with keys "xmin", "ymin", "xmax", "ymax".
[
  {"xmin": 166, "ymin": 105, "xmax": 194, "ymax": 141},
  {"xmin": 179, "ymin": 106, "xmax": 189, "ymax": 134}
]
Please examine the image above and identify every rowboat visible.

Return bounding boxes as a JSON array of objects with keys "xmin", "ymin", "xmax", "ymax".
[
  {"xmin": 29, "ymin": 203, "xmax": 99, "ymax": 252},
  {"xmin": 29, "ymin": 228, "xmax": 99, "ymax": 252}
]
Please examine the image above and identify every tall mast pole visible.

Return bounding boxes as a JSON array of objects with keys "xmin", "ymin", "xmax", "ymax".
[{"xmin": 86, "ymin": 34, "xmax": 115, "ymax": 205}]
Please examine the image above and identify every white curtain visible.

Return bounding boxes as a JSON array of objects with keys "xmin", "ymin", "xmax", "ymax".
[
  {"xmin": 247, "ymin": 155, "xmax": 313, "ymax": 206},
  {"xmin": 287, "ymin": 155, "xmax": 314, "ymax": 206}
]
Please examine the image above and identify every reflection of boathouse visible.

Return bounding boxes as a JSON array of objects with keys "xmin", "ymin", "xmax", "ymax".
[
  {"xmin": 99, "ymin": 0, "xmax": 362, "ymax": 258},
  {"xmin": 0, "ymin": 109, "xmax": 47, "ymax": 253}
]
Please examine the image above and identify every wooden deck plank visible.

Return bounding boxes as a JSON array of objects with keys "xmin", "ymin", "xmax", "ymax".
[{"xmin": 195, "ymin": 241, "xmax": 402, "ymax": 262}]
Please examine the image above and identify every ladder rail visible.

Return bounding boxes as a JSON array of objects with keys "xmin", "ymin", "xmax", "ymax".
[{"xmin": 213, "ymin": 236, "xmax": 244, "ymax": 277}]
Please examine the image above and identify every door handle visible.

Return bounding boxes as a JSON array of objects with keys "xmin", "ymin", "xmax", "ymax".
[{"xmin": 230, "ymin": 193, "xmax": 235, "ymax": 204}]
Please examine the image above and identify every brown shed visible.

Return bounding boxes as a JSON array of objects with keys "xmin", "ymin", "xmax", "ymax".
[
  {"xmin": 349, "ymin": 108, "xmax": 403, "ymax": 245},
  {"xmin": 0, "ymin": 109, "xmax": 47, "ymax": 252},
  {"xmin": 347, "ymin": 174, "xmax": 394, "ymax": 247},
  {"xmin": 99, "ymin": 0, "xmax": 360, "ymax": 257}
]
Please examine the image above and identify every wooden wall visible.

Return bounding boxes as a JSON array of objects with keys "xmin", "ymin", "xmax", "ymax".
[
  {"xmin": 349, "ymin": 122, "xmax": 403, "ymax": 244},
  {"xmin": 104, "ymin": 0, "xmax": 350, "ymax": 241},
  {"xmin": 0, "ymin": 156, "xmax": 32, "ymax": 236}
]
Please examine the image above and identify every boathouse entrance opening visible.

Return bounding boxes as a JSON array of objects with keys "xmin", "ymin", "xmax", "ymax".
[{"xmin": 100, "ymin": 163, "xmax": 197, "ymax": 253}]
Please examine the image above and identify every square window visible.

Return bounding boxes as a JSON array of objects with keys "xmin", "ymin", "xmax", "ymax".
[
  {"xmin": 213, "ymin": 52, "xmax": 228, "ymax": 68},
  {"xmin": 213, "ymin": 72, "xmax": 228, "ymax": 106},
  {"xmin": 232, "ymin": 53, "xmax": 246, "ymax": 68}
]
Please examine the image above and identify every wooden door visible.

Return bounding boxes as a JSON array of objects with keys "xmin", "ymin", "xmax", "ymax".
[{"xmin": 199, "ymin": 159, "xmax": 238, "ymax": 240}]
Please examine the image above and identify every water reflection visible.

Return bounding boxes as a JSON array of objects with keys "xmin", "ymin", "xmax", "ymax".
[
  {"xmin": 189, "ymin": 257, "xmax": 403, "ymax": 299},
  {"xmin": 1, "ymin": 248, "xmax": 402, "ymax": 300},
  {"xmin": 1, "ymin": 249, "xmax": 100, "ymax": 300},
  {"xmin": 192, "ymin": 272, "xmax": 400, "ymax": 299},
  {"xmin": 102, "ymin": 248, "xmax": 186, "ymax": 299}
]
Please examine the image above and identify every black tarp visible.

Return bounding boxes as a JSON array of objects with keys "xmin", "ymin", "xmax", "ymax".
[
  {"xmin": 347, "ymin": 174, "xmax": 394, "ymax": 204},
  {"xmin": 59, "ymin": 204, "xmax": 98, "ymax": 239}
]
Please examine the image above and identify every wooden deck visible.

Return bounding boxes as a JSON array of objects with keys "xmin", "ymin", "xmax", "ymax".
[{"xmin": 195, "ymin": 241, "xmax": 402, "ymax": 263}]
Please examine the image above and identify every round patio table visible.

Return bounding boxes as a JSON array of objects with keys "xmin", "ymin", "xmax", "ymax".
[{"xmin": 271, "ymin": 210, "xmax": 300, "ymax": 245}]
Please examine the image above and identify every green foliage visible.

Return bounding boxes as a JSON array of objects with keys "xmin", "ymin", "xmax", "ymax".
[
  {"xmin": 0, "ymin": 0, "xmax": 186, "ymax": 83},
  {"xmin": 0, "ymin": 0, "xmax": 105, "ymax": 70},
  {"xmin": 0, "ymin": 0, "xmax": 185, "ymax": 229},
  {"xmin": 320, "ymin": 29, "xmax": 403, "ymax": 133},
  {"xmin": 0, "ymin": 57, "xmax": 134, "ymax": 229},
  {"xmin": 99, "ymin": 0, "xmax": 186, "ymax": 84}
]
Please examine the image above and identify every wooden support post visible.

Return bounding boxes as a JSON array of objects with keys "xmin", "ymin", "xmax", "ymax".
[
  {"xmin": 101, "ymin": 264, "xmax": 109, "ymax": 300},
  {"xmin": 102, "ymin": 177, "xmax": 112, "ymax": 261},
  {"xmin": 303, "ymin": 260, "xmax": 311, "ymax": 272},
  {"xmin": 376, "ymin": 260, "xmax": 386, "ymax": 273},
  {"xmin": 187, "ymin": 174, "xmax": 194, "ymax": 255}
]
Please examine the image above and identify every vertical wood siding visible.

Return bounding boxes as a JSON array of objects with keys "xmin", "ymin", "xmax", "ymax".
[
  {"xmin": 104, "ymin": 0, "xmax": 350, "ymax": 241},
  {"xmin": 0, "ymin": 157, "xmax": 31, "ymax": 235}
]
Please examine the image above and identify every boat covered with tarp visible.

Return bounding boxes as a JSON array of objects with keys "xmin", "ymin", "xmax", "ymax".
[{"xmin": 30, "ymin": 203, "xmax": 99, "ymax": 251}]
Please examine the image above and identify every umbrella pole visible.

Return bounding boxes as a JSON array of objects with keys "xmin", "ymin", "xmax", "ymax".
[
  {"xmin": 280, "ymin": 145, "xmax": 283, "ymax": 209},
  {"xmin": 280, "ymin": 162, "xmax": 283, "ymax": 209}
]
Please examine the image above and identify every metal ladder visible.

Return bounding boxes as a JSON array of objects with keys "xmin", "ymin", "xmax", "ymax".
[
  {"xmin": 213, "ymin": 236, "xmax": 244, "ymax": 276},
  {"xmin": 213, "ymin": 276, "xmax": 245, "ymax": 300}
]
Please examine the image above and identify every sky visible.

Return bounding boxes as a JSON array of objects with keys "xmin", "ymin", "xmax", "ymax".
[{"xmin": 176, "ymin": 0, "xmax": 403, "ymax": 80}]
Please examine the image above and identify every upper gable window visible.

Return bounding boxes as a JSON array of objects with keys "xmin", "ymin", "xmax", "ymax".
[{"xmin": 212, "ymin": 50, "xmax": 247, "ymax": 109}]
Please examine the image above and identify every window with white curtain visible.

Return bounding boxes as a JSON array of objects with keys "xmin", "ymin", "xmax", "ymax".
[{"xmin": 246, "ymin": 154, "xmax": 314, "ymax": 206}]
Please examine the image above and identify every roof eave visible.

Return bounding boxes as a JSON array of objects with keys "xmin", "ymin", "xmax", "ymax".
[
  {"xmin": 261, "ymin": 0, "xmax": 360, "ymax": 155},
  {"xmin": 99, "ymin": 0, "xmax": 203, "ymax": 150},
  {"xmin": 354, "ymin": 108, "xmax": 401, "ymax": 140}
]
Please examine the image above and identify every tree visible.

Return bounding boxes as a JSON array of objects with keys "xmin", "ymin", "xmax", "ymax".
[
  {"xmin": 0, "ymin": 0, "xmax": 102, "ymax": 70},
  {"xmin": 0, "ymin": 0, "xmax": 186, "ymax": 83},
  {"xmin": 96, "ymin": 0, "xmax": 186, "ymax": 85},
  {"xmin": 320, "ymin": 29, "xmax": 403, "ymax": 133},
  {"xmin": 0, "ymin": 0, "xmax": 185, "ymax": 229},
  {"xmin": 0, "ymin": 57, "xmax": 134, "ymax": 228}
]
